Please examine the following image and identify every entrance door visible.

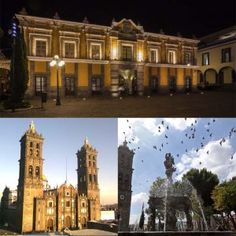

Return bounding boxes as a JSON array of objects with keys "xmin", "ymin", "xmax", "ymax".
[
  {"xmin": 185, "ymin": 76, "xmax": 192, "ymax": 92},
  {"xmin": 47, "ymin": 218, "xmax": 54, "ymax": 231},
  {"xmin": 35, "ymin": 76, "xmax": 47, "ymax": 96},
  {"xmin": 65, "ymin": 216, "xmax": 71, "ymax": 228},
  {"xmin": 169, "ymin": 76, "xmax": 176, "ymax": 93},
  {"xmin": 91, "ymin": 76, "xmax": 102, "ymax": 95},
  {"xmin": 65, "ymin": 77, "xmax": 75, "ymax": 96},
  {"xmin": 150, "ymin": 76, "xmax": 158, "ymax": 93}
]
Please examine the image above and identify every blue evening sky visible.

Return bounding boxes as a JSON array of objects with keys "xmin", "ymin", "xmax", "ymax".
[
  {"xmin": 118, "ymin": 118, "xmax": 236, "ymax": 225},
  {"xmin": 0, "ymin": 118, "xmax": 117, "ymax": 205}
]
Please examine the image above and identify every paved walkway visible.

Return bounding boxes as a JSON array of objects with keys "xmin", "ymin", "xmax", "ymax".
[
  {"xmin": 0, "ymin": 88, "xmax": 235, "ymax": 117},
  {"xmin": 66, "ymin": 229, "xmax": 117, "ymax": 235}
]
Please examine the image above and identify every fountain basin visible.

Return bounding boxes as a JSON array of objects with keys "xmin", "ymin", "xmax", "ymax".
[{"xmin": 118, "ymin": 231, "xmax": 236, "ymax": 236}]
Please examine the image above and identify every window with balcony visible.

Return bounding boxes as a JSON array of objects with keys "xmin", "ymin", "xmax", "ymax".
[
  {"xmin": 35, "ymin": 40, "xmax": 47, "ymax": 57},
  {"xmin": 168, "ymin": 50, "xmax": 176, "ymax": 64},
  {"xmin": 64, "ymin": 42, "xmax": 75, "ymax": 58},
  {"xmin": 91, "ymin": 44, "xmax": 101, "ymax": 60},
  {"xmin": 202, "ymin": 52, "xmax": 210, "ymax": 65},
  {"xmin": 150, "ymin": 49, "xmax": 158, "ymax": 63},
  {"xmin": 184, "ymin": 52, "xmax": 192, "ymax": 64},
  {"xmin": 122, "ymin": 45, "xmax": 133, "ymax": 61},
  {"xmin": 222, "ymin": 48, "xmax": 231, "ymax": 63}
]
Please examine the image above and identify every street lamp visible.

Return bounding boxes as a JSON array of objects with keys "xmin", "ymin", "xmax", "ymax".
[{"xmin": 50, "ymin": 55, "xmax": 65, "ymax": 105}]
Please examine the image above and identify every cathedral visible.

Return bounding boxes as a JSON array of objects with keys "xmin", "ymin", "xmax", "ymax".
[{"xmin": 0, "ymin": 122, "xmax": 100, "ymax": 233}]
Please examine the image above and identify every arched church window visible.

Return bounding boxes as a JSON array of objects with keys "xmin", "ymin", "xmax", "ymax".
[
  {"xmin": 35, "ymin": 166, "xmax": 40, "ymax": 176},
  {"xmin": 30, "ymin": 142, "xmax": 33, "ymax": 147},
  {"xmin": 36, "ymin": 143, "xmax": 40, "ymax": 149},
  {"xmin": 36, "ymin": 150, "xmax": 40, "ymax": 157},
  {"xmin": 30, "ymin": 149, "xmax": 33, "ymax": 155},
  {"xmin": 29, "ymin": 166, "xmax": 33, "ymax": 176}
]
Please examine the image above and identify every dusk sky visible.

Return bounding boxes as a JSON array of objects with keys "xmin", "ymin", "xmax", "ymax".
[
  {"xmin": 0, "ymin": 0, "xmax": 235, "ymax": 41},
  {"xmin": 118, "ymin": 118, "xmax": 236, "ymax": 225},
  {"xmin": 0, "ymin": 118, "xmax": 118, "ymax": 205}
]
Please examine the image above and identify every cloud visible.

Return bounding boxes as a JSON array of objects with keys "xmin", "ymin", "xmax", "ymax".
[
  {"xmin": 176, "ymin": 138, "xmax": 236, "ymax": 181},
  {"xmin": 131, "ymin": 192, "xmax": 149, "ymax": 204},
  {"xmin": 164, "ymin": 118, "xmax": 198, "ymax": 131}
]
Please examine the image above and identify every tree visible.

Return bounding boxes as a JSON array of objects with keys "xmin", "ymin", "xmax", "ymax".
[
  {"xmin": 212, "ymin": 177, "xmax": 236, "ymax": 229},
  {"xmin": 6, "ymin": 24, "xmax": 29, "ymax": 109},
  {"xmin": 183, "ymin": 168, "xmax": 219, "ymax": 207}
]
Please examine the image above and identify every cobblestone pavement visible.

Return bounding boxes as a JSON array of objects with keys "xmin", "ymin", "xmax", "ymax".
[
  {"xmin": 0, "ymin": 88, "xmax": 235, "ymax": 117},
  {"xmin": 67, "ymin": 229, "xmax": 117, "ymax": 235}
]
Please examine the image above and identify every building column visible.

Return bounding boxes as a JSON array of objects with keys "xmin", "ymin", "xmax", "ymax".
[
  {"xmin": 110, "ymin": 63, "xmax": 120, "ymax": 97},
  {"xmin": 137, "ymin": 64, "xmax": 144, "ymax": 96}
]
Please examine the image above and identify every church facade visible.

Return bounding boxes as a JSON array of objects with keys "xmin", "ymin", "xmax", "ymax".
[
  {"xmin": 15, "ymin": 10, "xmax": 199, "ymax": 98},
  {"xmin": 0, "ymin": 122, "xmax": 100, "ymax": 233}
]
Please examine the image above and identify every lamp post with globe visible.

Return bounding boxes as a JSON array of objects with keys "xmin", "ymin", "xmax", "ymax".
[{"xmin": 49, "ymin": 55, "xmax": 65, "ymax": 105}]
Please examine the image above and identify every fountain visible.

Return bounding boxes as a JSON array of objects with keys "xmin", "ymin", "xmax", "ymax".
[{"xmin": 118, "ymin": 153, "xmax": 236, "ymax": 235}]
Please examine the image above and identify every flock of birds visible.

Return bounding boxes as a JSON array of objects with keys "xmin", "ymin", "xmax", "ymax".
[{"xmin": 122, "ymin": 118, "xmax": 236, "ymax": 169}]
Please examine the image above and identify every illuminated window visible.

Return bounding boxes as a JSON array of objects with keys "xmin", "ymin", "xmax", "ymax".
[
  {"xmin": 150, "ymin": 49, "xmax": 158, "ymax": 63},
  {"xmin": 202, "ymin": 52, "xmax": 210, "ymax": 65},
  {"xmin": 64, "ymin": 42, "xmax": 75, "ymax": 58},
  {"xmin": 91, "ymin": 44, "xmax": 101, "ymax": 60},
  {"xmin": 29, "ymin": 166, "xmax": 33, "ymax": 176},
  {"xmin": 168, "ymin": 50, "xmax": 176, "ymax": 64},
  {"xmin": 222, "ymin": 48, "xmax": 231, "ymax": 63},
  {"xmin": 122, "ymin": 45, "xmax": 132, "ymax": 61},
  {"xmin": 35, "ymin": 40, "xmax": 47, "ymax": 57},
  {"xmin": 184, "ymin": 52, "xmax": 192, "ymax": 64}
]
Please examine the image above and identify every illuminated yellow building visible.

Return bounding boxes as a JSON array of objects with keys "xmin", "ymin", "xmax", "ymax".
[
  {"xmin": 197, "ymin": 26, "xmax": 236, "ymax": 86},
  {"xmin": 16, "ymin": 11, "xmax": 199, "ymax": 97}
]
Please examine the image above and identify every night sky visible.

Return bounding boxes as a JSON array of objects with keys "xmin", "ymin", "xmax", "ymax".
[{"xmin": 1, "ymin": 0, "xmax": 235, "ymax": 40}]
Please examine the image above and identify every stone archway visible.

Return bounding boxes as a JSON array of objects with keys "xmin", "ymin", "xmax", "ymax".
[
  {"xmin": 47, "ymin": 218, "xmax": 54, "ymax": 231},
  {"xmin": 204, "ymin": 69, "xmax": 217, "ymax": 85},
  {"xmin": 119, "ymin": 69, "xmax": 137, "ymax": 95},
  {"xmin": 219, "ymin": 66, "xmax": 235, "ymax": 85},
  {"xmin": 65, "ymin": 216, "xmax": 71, "ymax": 228}
]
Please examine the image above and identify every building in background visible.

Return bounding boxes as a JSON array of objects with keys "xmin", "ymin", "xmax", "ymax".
[
  {"xmin": 118, "ymin": 140, "xmax": 134, "ymax": 231},
  {"xmin": 15, "ymin": 9, "xmax": 199, "ymax": 98},
  {"xmin": 0, "ymin": 122, "xmax": 100, "ymax": 233},
  {"xmin": 197, "ymin": 25, "xmax": 236, "ymax": 86}
]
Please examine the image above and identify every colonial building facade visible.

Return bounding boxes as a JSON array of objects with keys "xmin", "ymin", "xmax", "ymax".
[
  {"xmin": 118, "ymin": 140, "xmax": 134, "ymax": 231},
  {"xmin": 0, "ymin": 122, "xmax": 100, "ymax": 233},
  {"xmin": 15, "ymin": 10, "xmax": 199, "ymax": 98},
  {"xmin": 197, "ymin": 25, "xmax": 236, "ymax": 86}
]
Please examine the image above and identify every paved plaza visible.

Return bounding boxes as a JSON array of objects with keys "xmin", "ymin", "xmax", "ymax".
[
  {"xmin": 67, "ymin": 229, "xmax": 117, "ymax": 235},
  {"xmin": 0, "ymin": 88, "xmax": 235, "ymax": 117}
]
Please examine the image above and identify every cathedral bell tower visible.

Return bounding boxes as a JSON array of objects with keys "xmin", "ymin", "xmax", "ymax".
[
  {"xmin": 17, "ymin": 121, "xmax": 44, "ymax": 233},
  {"xmin": 76, "ymin": 137, "xmax": 100, "ymax": 221},
  {"xmin": 118, "ymin": 139, "xmax": 134, "ymax": 231}
]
